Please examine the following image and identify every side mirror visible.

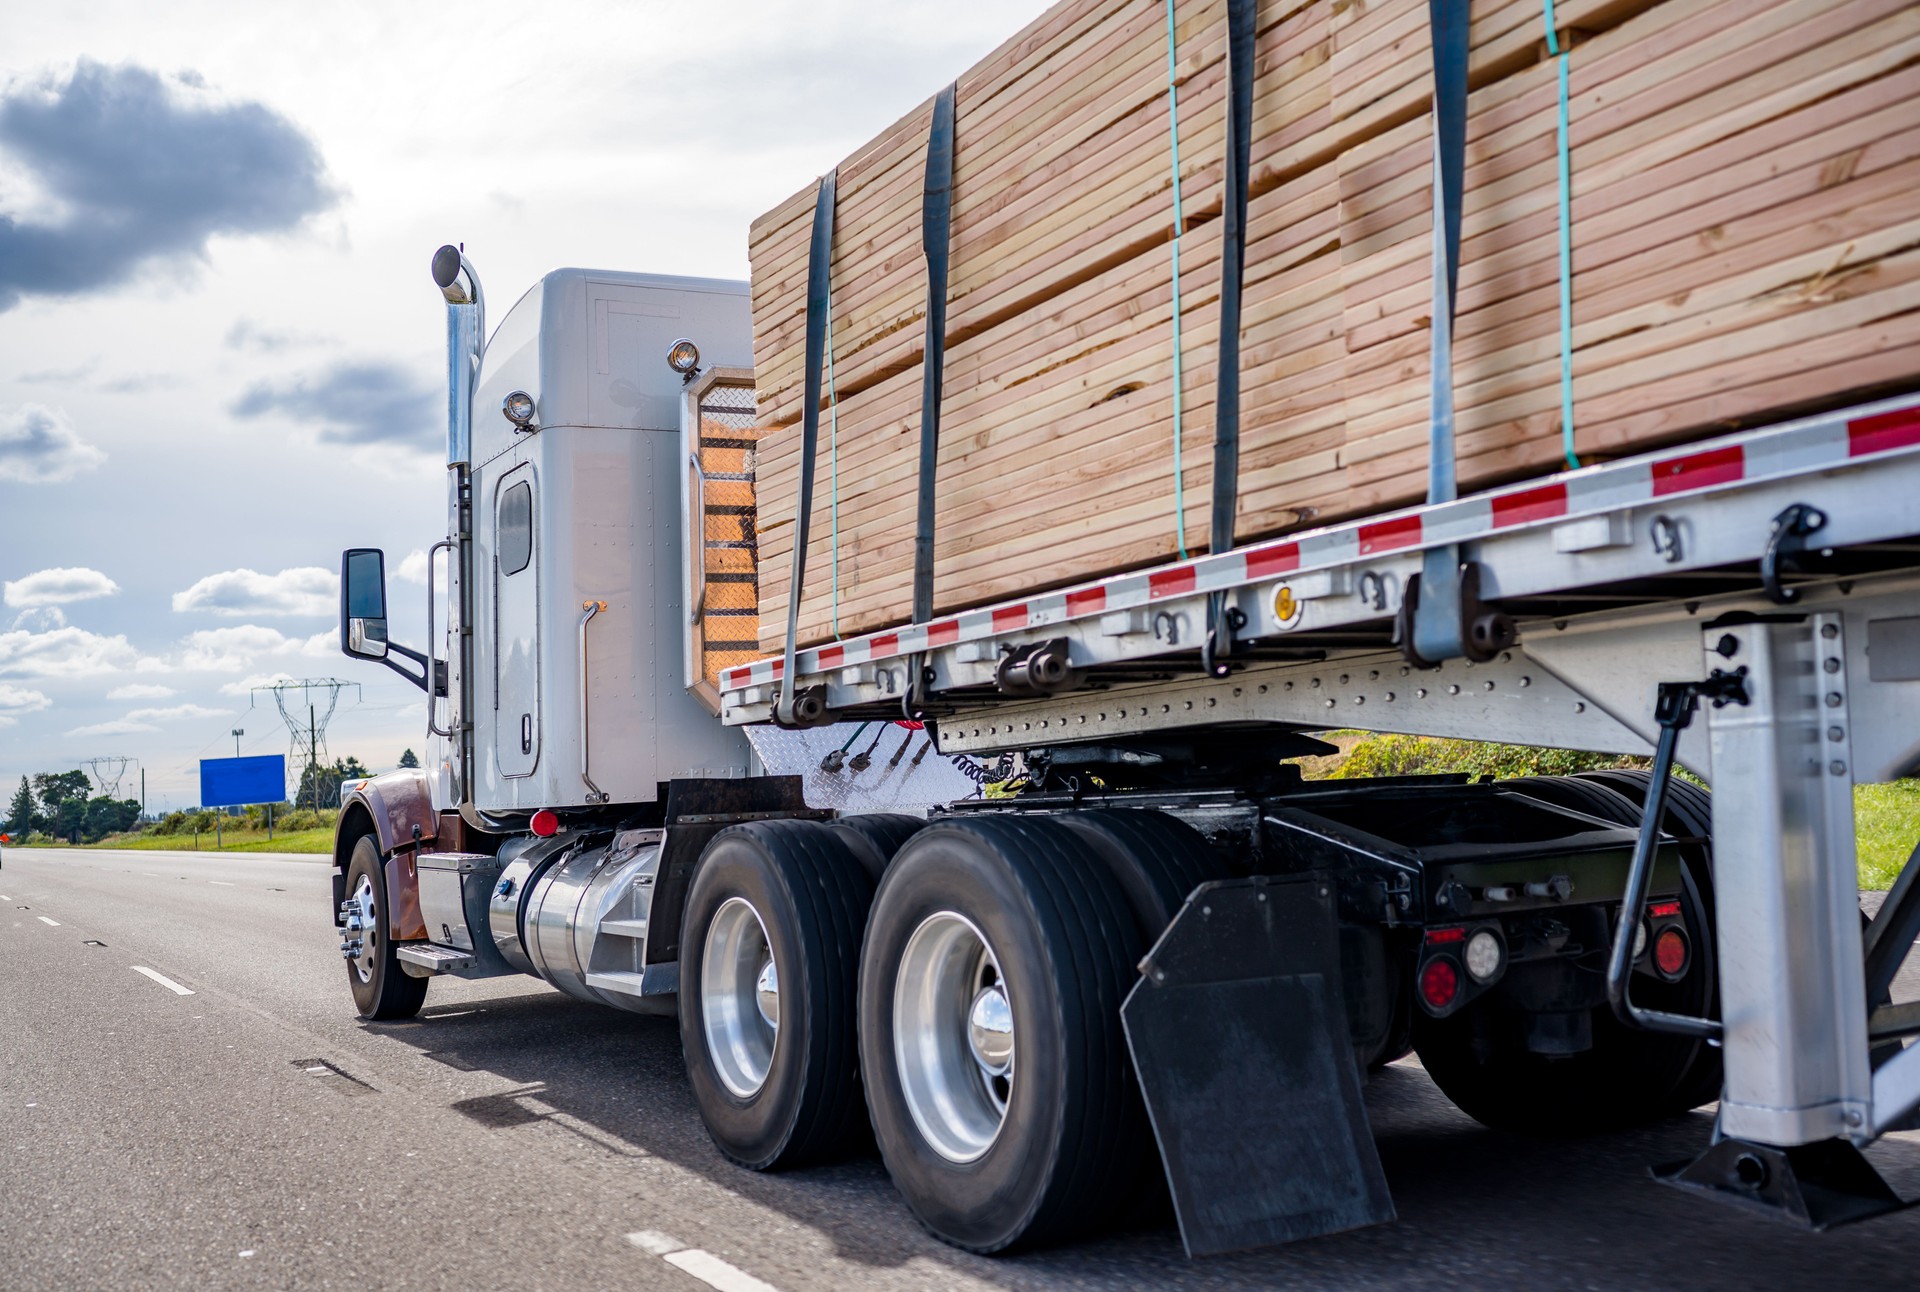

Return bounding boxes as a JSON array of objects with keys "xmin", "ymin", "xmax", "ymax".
[{"xmin": 340, "ymin": 548, "xmax": 390, "ymax": 661}]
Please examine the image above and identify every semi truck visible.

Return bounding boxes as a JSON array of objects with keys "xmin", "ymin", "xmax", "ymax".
[{"xmin": 329, "ymin": 34, "xmax": 1920, "ymax": 1263}]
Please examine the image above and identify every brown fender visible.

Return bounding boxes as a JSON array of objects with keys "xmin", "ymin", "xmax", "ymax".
[{"xmin": 332, "ymin": 770, "xmax": 438, "ymax": 942}]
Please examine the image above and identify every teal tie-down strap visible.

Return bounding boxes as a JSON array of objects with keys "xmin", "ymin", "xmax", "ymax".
[
  {"xmin": 1543, "ymin": 0, "xmax": 1580, "ymax": 470},
  {"xmin": 1165, "ymin": 0, "xmax": 1189, "ymax": 559}
]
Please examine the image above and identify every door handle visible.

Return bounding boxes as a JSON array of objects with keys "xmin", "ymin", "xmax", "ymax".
[
  {"xmin": 427, "ymin": 538, "xmax": 456, "ymax": 738},
  {"xmin": 520, "ymin": 712, "xmax": 532, "ymax": 754},
  {"xmin": 579, "ymin": 600, "xmax": 609, "ymax": 803}
]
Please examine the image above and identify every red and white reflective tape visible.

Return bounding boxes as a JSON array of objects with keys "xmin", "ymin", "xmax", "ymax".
[{"xmin": 722, "ymin": 396, "xmax": 1920, "ymax": 696}]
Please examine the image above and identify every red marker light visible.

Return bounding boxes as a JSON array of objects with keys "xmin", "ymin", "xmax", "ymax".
[
  {"xmin": 1648, "ymin": 900, "xmax": 1682, "ymax": 919},
  {"xmin": 1654, "ymin": 927, "xmax": 1689, "ymax": 978},
  {"xmin": 530, "ymin": 809, "xmax": 559, "ymax": 838},
  {"xmin": 1419, "ymin": 957, "xmax": 1461, "ymax": 1011},
  {"xmin": 1425, "ymin": 925, "xmax": 1466, "ymax": 945}
]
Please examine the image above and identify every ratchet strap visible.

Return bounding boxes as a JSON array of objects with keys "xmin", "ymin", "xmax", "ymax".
[
  {"xmin": 775, "ymin": 170, "xmax": 837, "ymax": 726},
  {"xmin": 1201, "ymin": 0, "xmax": 1256, "ymax": 679},
  {"xmin": 1400, "ymin": 0, "xmax": 1518, "ymax": 667},
  {"xmin": 913, "ymin": 83, "xmax": 956, "ymax": 627},
  {"xmin": 906, "ymin": 85, "xmax": 957, "ymax": 721}
]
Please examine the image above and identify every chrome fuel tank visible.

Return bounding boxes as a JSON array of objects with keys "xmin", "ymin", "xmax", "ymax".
[{"xmin": 508, "ymin": 829, "xmax": 668, "ymax": 1013}]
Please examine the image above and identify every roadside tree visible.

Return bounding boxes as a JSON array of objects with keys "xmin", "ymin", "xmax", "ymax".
[{"xmin": 7, "ymin": 776, "xmax": 38, "ymax": 835}]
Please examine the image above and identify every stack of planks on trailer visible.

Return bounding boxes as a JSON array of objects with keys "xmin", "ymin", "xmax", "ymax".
[{"xmin": 749, "ymin": 0, "xmax": 1920, "ymax": 652}]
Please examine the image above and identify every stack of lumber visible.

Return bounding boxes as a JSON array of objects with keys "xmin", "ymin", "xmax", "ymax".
[{"xmin": 750, "ymin": 0, "xmax": 1920, "ymax": 652}]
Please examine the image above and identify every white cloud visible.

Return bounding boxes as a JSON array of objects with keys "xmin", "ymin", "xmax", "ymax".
[
  {"xmin": 394, "ymin": 549, "xmax": 431, "ymax": 584},
  {"xmin": 175, "ymin": 624, "xmax": 330, "ymax": 672},
  {"xmin": 107, "ymin": 683, "xmax": 175, "ymax": 700},
  {"xmin": 0, "ymin": 683, "xmax": 52, "ymax": 728},
  {"xmin": 9, "ymin": 606, "xmax": 66, "ymax": 631},
  {"xmin": 0, "ymin": 624, "xmax": 157, "ymax": 678},
  {"xmin": 218, "ymin": 670, "xmax": 295, "ymax": 697},
  {"xmin": 3, "ymin": 566, "xmax": 121, "ymax": 607},
  {"xmin": 125, "ymin": 702, "xmax": 231, "ymax": 722},
  {"xmin": 66, "ymin": 718, "xmax": 160, "ymax": 737},
  {"xmin": 0, "ymin": 405, "xmax": 106, "ymax": 483},
  {"xmin": 172, "ymin": 566, "xmax": 337, "ymax": 617}
]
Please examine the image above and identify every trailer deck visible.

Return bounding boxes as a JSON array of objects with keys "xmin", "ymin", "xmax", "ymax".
[{"xmin": 721, "ymin": 391, "xmax": 1920, "ymax": 738}]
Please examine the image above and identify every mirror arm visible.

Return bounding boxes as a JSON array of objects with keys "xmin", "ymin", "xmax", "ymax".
[{"xmin": 377, "ymin": 642, "xmax": 432, "ymax": 694}]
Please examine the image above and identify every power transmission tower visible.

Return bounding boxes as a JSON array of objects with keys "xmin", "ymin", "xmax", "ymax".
[
  {"xmin": 84, "ymin": 756, "xmax": 132, "ymax": 798},
  {"xmin": 251, "ymin": 679, "xmax": 361, "ymax": 812}
]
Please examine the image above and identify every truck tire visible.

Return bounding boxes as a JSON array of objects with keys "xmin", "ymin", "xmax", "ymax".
[
  {"xmin": 1055, "ymin": 808, "xmax": 1229, "ymax": 942},
  {"xmin": 343, "ymin": 835, "xmax": 428, "ymax": 1021},
  {"xmin": 825, "ymin": 813, "xmax": 927, "ymax": 885},
  {"xmin": 859, "ymin": 815, "xmax": 1148, "ymax": 1252},
  {"xmin": 680, "ymin": 820, "xmax": 875, "ymax": 1170},
  {"xmin": 1415, "ymin": 775, "xmax": 1718, "ymax": 1132}
]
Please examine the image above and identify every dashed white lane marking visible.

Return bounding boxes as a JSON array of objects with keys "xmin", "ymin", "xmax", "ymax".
[
  {"xmin": 626, "ymin": 1232, "xmax": 781, "ymax": 1292},
  {"xmin": 209, "ymin": 880, "xmax": 235, "ymax": 886},
  {"xmin": 131, "ymin": 966, "xmax": 195, "ymax": 995},
  {"xmin": 36, "ymin": 915, "xmax": 60, "ymax": 926},
  {"xmin": 665, "ymin": 1250, "xmax": 782, "ymax": 1292}
]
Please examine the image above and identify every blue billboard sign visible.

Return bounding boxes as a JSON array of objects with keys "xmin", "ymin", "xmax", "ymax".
[{"xmin": 200, "ymin": 755, "xmax": 287, "ymax": 808}]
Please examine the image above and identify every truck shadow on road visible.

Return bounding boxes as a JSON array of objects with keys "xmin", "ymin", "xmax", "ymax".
[{"xmin": 366, "ymin": 987, "xmax": 1920, "ymax": 1290}]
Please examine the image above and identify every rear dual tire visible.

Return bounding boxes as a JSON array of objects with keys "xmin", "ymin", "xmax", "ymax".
[
  {"xmin": 681, "ymin": 808, "xmax": 1224, "ymax": 1252},
  {"xmin": 859, "ymin": 814, "xmax": 1176, "ymax": 1252},
  {"xmin": 679, "ymin": 821, "xmax": 875, "ymax": 1169}
]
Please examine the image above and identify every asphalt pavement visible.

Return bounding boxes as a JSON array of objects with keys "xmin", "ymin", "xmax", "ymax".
[{"xmin": 3, "ymin": 846, "xmax": 1917, "ymax": 1291}]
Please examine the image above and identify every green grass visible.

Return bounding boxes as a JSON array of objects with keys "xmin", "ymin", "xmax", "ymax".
[
  {"xmin": 23, "ymin": 825, "xmax": 336, "ymax": 855},
  {"xmin": 1857, "ymin": 779, "xmax": 1920, "ymax": 890}
]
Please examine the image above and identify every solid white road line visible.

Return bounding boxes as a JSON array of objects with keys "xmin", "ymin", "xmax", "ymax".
[
  {"xmin": 131, "ymin": 966, "xmax": 195, "ymax": 996},
  {"xmin": 626, "ymin": 1233, "xmax": 781, "ymax": 1292},
  {"xmin": 37, "ymin": 915, "xmax": 60, "ymax": 926}
]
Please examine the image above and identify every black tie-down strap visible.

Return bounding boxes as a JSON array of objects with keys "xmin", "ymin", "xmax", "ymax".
[
  {"xmin": 1201, "ymin": 0, "xmax": 1258, "ymax": 680},
  {"xmin": 1397, "ymin": 0, "xmax": 1515, "ymax": 667},
  {"xmin": 775, "ymin": 171, "xmax": 838, "ymax": 727},
  {"xmin": 906, "ymin": 84, "xmax": 957, "ymax": 721}
]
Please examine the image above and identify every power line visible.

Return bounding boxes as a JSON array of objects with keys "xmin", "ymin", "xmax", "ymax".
[
  {"xmin": 249, "ymin": 679, "xmax": 361, "ymax": 811},
  {"xmin": 83, "ymin": 755, "xmax": 133, "ymax": 798}
]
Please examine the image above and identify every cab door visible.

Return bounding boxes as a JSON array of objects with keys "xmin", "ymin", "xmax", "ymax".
[{"xmin": 494, "ymin": 466, "xmax": 539, "ymax": 778}]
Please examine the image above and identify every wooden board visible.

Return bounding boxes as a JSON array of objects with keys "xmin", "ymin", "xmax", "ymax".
[
  {"xmin": 749, "ymin": 0, "xmax": 1659, "ymax": 429},
  {"xmin": 750, "ymin": 0, "xmax": 1920, "ymax": 653}
]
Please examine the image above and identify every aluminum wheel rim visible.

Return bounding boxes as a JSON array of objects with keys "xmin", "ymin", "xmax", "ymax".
[
  {"xmin": 701, "ymin": 896, "xmax": 778, "ymax": 1099},
  {"xmin": 348, "ymin": 873, "xmax": 376, "ymax": 984},
  {"xmin": 893, "ymin": 911, "xmax": 1013, "ymax": 1164}
]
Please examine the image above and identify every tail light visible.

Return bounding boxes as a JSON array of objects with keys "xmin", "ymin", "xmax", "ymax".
[
  {"xmin": 530, "ymin": 808, "xmax": 559, "ymax": 838},
  {"xmin": 1653, "ymin": 926, "xmax": 1690, "ymax": 978},
  {"xmin": 1419, "ymin": 957, "xmax": 1461, "ymax": 1011}
]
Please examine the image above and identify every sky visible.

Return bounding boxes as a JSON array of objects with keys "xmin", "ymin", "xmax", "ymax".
[{"xmin": 0, "ymin": 0, "xmax": 1050, "ymax": 813}]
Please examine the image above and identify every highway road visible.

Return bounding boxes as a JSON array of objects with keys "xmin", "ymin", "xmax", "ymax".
[{"xmin": 3, "ymin": 846, "xmax": 1917, "ymax": 1291}]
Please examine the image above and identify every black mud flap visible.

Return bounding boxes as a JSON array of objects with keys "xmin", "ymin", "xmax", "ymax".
[{"xmin": 1122, "ymin": 877, "xmax": 1394, "ymax": 1256}]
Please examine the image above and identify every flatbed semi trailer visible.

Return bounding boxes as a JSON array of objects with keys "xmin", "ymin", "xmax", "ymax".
[{"xmin": 327, "ymin": 6, "xmax": 1920, "ymax": 1258}]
